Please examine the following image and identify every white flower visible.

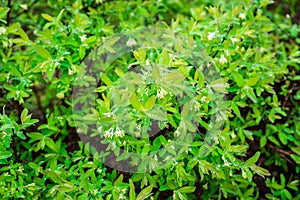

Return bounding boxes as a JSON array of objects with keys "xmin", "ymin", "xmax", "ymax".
[
  {"xmin": 0, "ymin": 27, "xmax": 6, "ymax": 35},
  {"xmin": 219, "ymin": 54, "xmax": 227, "ymax": 64},
  {"xmin": 79, "ymin": 35, "xmax": 87, "ymax": 42},
  {"xmin": 225, "ymin": 49, "xmax": 230, "ymax": 56},
  {"xmin": 126, "ymin": 38, "xmax": 137, "ymax": 47},
  {"xmin": 239, "ymin": 13, "xmax": 246, "ymax": 20},
  {"xmin": 230, "ymin": 37, "xmax": 239, "ymax": 44},
  {"xmin": 157, "ymin": 88, "xmax": 168, "ymax": 99},
  {"xmin": 207, "ymin": 32, "xmax": 215, "ymax": 40},
  {"xmin": 115, "ymin": 127, "xmax": 125, "ymax": 138},
  {"xmin": 201, "ymin": 96, "xmax": 207, "ymax": 102},
  {"xmin": 104, "ymin": 128, "xmax": 114, "ymax": 139},
  {"xmin": 103, "ymin": 112, "xmax": 112, "ymax": 117},
  {"xmin": 97, "ymin": 126, "xmax": 103, "ymax": 133}
]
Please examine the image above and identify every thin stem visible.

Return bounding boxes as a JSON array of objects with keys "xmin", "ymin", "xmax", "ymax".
[
  {"xmin": 212, "ymin": 24, "xmax": 233, "ymax": 58},
  {"xmin": 6, "ymin": 0, "xmax": 11, "ymax": 26}
]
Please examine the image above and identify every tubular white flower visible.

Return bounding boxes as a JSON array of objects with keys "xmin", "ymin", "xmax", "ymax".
[
  {"xmin": 230, "ymin": 37, "xmax": 239, "ymax": 44},
  {"xmin": 239, "ymin": 13, "xmax": 246, "ymax": 20},
  {"xmin": 126, "ymin": 38, "xmax": 137, "ymax": 47},
  {"xmin": 0, "ymin": 27, "xmax": 6, "ymax": 35},
  {"xmin": 115, "ymin": 127, "xmax": 125, "ymax": 138},
  {"xmin": 207, "ymin": 32, "xmax": 215, "ymax": 40},
  {"xmin": 219, "ymin": 54, "xmax": 227, "ymax": 64},
  {"xmin": 79, "ymin": 35, "xmax": 87, "ymax": 42},
  {"xmin": 157, "ymin": 88, "xmax": 168, "ymax": 99},
  {"xmin": 104, "ymin": 128, "xmax": 114, "ymax": 139}
]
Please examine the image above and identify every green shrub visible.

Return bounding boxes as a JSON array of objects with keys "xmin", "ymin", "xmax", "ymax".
[{"xmin": 0, "ymin": 0, "xmax": 299, "ymax": 199}]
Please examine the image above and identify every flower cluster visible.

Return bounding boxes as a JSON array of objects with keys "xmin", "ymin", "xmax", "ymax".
[
  {"xmin": 103, "ymin": 127, "xmax": 125, "ymax": 139},
  {"xmin": 157, "ymin": 87, "xmax": 168, "ymax": 99}
]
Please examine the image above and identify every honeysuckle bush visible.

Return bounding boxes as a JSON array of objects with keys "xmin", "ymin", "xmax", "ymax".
[{"xmin": 0, "ymin": 0, "xmax": 299, "ymax": 199}]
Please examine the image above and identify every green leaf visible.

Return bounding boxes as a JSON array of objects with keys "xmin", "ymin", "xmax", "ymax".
[
  {"xmin": 130, "ymin": 93, "xmax": 143, "ymax": 111},
  {"xmin": 4, "ymin": 135, "xmax": 11, "ymax": 148},
  {"xmin": 181, "ymin": 104, "xmax": 189, "ymax": 118},
  {"xmin": 260, "ymin": 136, "xmax": 267, "ymax": 147},
  {"xmin": 210, "ymin": 78, "xmax": 228, "ymax": 94},
  {"xmin": 290, "ymin": 24, "xmax": 298, "ymax": 38},
  {"xmin": 16, "ymin": 132, "xmax": 26, "ymax": 139},
  {"xmin": 231, "ymin": 101, "xmax": 244, "ymax": 122},
  {"xmin": 21, "ymin": 108, "xmax": 29, "ymax": 123},
  {"xmin": 46, "ymin": 170, "xmax": 62, "ymax": 183},
  {"xmin": 290, "ymin": 154, "xmax": 300, "ymax": 164},
  {"xmin": 179, "ymin": 186, "xmax": 196, "ymax": 193},
  {"xmin": 41, "ymin": 13, "xmax": 54, "ymax": 22},
  {"xmin": 98, "ymin": 117, "xmax": 114, "ymax": 125},
  {"xmin": 278, "ymin": 132, "xmax": 288, "ymax": 145},
  {"xmin": 291, "ymin": 147, "xmax": 300, "ymax": 155},
  {"xmin": 245, "ymin": 152, "xmax": 260, "ymax": 166},
  {"xmin": 114, "ymin": 174, "xmax": 123, "ymax": 186},
  {"xmin": 27, "ymin": 132, "xmax": 44, "ymax": 140},
  {"xmin": 245, "ymin": 87, "xmax": 257, "ymax": 103},
  {"xmin": 152, "ymin": 63, "xmax": 161, "ymax": 81},
  {"xmin": 101, "ymin": 73, "xmax": 113, "ymax": 86},
  {"xmin": 0, "ymin": 123, "xmax": 15, "ymax": 131},
  {"xmin": 0, "ymin": 7, "xmax": 10, "ymax": 19},
  {"xmin": 232, "ymin": 71, "xmax": 245, "ymax": 87},
  {"xmin": 147, "ymin": 109, "xmax": 167, "ymax": 121},
  {"xmin": 251, "ymin": 165, "xmax": 270, "ymax": 178},
  {"xmin": 129, "ymin": 179, "xmax": 136, "ymax": 200},
  {"xmin": 245, "ymin": 75, "xmax": 260, "ymax": 87},
  {"xmin": 36, "ymin": 45, "xmax": 52, "ymax": 60},
  {"xmin": 144, "ymin": 96, "xmax": 156, "ymax": 110},
  {"xmin": 136, "ymin": 185, "xmax": 153, "ymax": 200},
  {"xmin": 282, "ymin": 189, "xmax": 292, "ymax": 200},
  {"xmin": 164, "ymin": 71, "xmax": 184, "ymax": 83},
  {"xmin": 0, "ymin": 151, "xmax": 12, "ymax": 160},
  {"xmin": 17, "ymin": 26, "xmax": 30, "ymax": 42}
]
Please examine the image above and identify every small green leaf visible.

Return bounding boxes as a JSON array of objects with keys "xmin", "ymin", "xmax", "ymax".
[
  {"xmin": 16, "ymin": 132, "xmax": 26, "ymax": 140},
  {"xmin": 181, "ymin": 104, "xmax": 189, "ymax": 118},
  {"xmin": 0, "ymin": 151, "xmax": 12, "ymax": 160},
  {"xmin": 27, "ymin": 132, "xmax": 44, "ymax": 140},
  {"xmin": 251, "ymin": 165, "xmax": 271, "ymax": 177},
  {"xmin": 245, "ymin": 152, "xmax": 260, "ymax": 166},
  {"xmin": 101, "ymin": 73, "xmax": 113, "ymax": 86},
  {"xmin": 290, "ymin": 24, "xmax": 298, "ymax": 38},
  {"xmin": 136, "ymin": 185, "xmax": 153, "ymax": 200},
  {"xmin": 179, "ymin": 186, "xmax": 196, "ymax": 193},
  {"xmin": 41, "ymin": 13, "xmax": 54, "ymax": 22},
  {"xmin": 231, "ymin": 101, "xmax": 244, "ymax": 122},
  {"xmin": 147, "ymin": 109, "xmax": 167, "ymax": 121},
  {"xmin": 246, "ymin": 75, "xmax": 260, "ymax": 87},
  {"xmin": 17, "ymin": 26, "xmax": 30, "ymax": 42},
  {"xmin": 290, "ymin": 154, "xmax": 300, "ymax": 164},
  {"xmin": 130, "ymin": 93, "xmax": 143, "ymax": 111},
  {"xmin": 36, "ymin": 45, "xmax": 52, "ymax": 60},
  {"xmin": 245, "ymin": 87, "xmax": 257, "ymax": 103},
  {"xmin": 152, "ymin": 63, "xmax": 161, "ymax": 81},
  {"xmin": 144, "ymin": 96, "xmax": 156, "ymax": 110},
  {"xmin": 46, "ymin": 170, "xmax": 62, "ymax": 183},
  {"xmin": 278, "ymin": 132, "xmax": 288, "ymax": 145},
  {"xmin": 210, "ymin": 78, "xmax": 228, "ymax": 94},
  {"xmin": 232, "ymin": 71, "xmax": 245, "ymax": 87},
  {"xmin": 114, "ymin": 174, "xmax": 123, "ymax": 186},
  {"xmin": 0, "ymin": 8, "xmax": 10, "ymax": 19},
  {"xmin": 21, "ymin": 108, "xmax": 29, "ymax": 123},
  {"xmin": 129, "ymin": 179, "xmax": 136, "ymax": 200},
  {"xmin": 4, "ymin": 135, "xmax": 11, "ymax": 148}
]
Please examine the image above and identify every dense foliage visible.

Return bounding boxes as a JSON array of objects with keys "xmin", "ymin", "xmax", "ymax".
[{"xmin": 0, "ymin": 0, "xmax": 299, "ymax": 199}]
